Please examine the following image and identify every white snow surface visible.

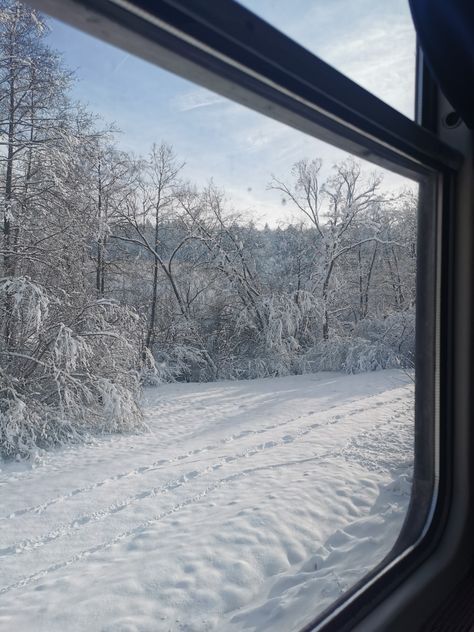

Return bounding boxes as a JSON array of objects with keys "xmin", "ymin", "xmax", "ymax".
[{"xmin": 0, "ymin": 370, "xmax": 414, "ymax": 632}]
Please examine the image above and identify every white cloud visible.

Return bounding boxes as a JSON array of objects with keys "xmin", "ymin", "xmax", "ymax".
[{"xmin": 174, "ymin": 88, "xmax": 226, "ymax": 112}]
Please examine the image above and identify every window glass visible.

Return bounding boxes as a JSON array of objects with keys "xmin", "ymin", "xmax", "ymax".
[
  {"xmin": 0, "ymin": 3, "xmax": 417, "ymax": 630},
  {"xmin": 238, "ymin": 0, "xmax": 417, "ymax": 119}
]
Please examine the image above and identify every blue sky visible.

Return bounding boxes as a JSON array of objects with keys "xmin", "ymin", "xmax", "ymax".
[{"xmin": 45, "ymin": 0, "xmax": 416, "ymax": 225}]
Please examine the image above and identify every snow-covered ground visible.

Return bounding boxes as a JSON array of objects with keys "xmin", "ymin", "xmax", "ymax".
[{"xmin": 0, "ymin": 370, "xmax": 413, "ymax": 632}]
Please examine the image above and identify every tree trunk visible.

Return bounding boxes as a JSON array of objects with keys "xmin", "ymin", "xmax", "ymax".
[
  {"xmin": 145, "ymin": 255, "xmax": 159, "ymax": 352},
  {"xmin": 362, "ymin": 242, "xmax": 378, "ymax": 318},
  {"xmin": 96, "ymin": 158, "xmax": 104, "ymax": 295},
  {"xmin": 144, "ymin": 199, "xmax": 161, "ymax": 356},
  {"xmin": 321, "ymin": 249, "xmax": 335, "ymax": 340},
  {"xmin": 3, "ymin": 34, "xmax": 17, "ymax": 349}
]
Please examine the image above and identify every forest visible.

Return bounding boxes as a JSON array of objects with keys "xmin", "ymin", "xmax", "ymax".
[{"xmin": 0, "ymin": 0, "xmax": 416, "ymax": 458}]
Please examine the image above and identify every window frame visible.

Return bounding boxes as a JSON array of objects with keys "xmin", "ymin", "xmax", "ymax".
[{"xmin": 27, "ymin": 1, "xmax": 472, "ymax": 630}]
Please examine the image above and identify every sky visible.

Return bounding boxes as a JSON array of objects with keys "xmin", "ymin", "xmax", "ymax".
[{"xmin": 44, "ymin": 0, "xmax": 416, "ymax": 226}]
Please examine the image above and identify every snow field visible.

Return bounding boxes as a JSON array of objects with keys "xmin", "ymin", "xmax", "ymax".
[{"xmin": 0, "ymin": 370, "xmax": 413, "ymax": 631}]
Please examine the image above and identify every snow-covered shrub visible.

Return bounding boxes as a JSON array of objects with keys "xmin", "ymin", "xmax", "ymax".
[
  {"xmin": 144, "ymin": 342, "xmax": 212, "ymax": 384},
  {"xmin": 353, "ymin": 311, "xmax": 415, "ymax": 368},
  {"xmin": 343, "ymin": 337, "xmax": 399, "ymax": 373},
  {"xmin": 144, "ymin": 311, "xmax": 218, "ymax": 383},
  {"xmin": 0, "ymin": 277, "xmax": 49, "ymax": 335},
  {"xmin": 305, "ymin": 335, "xmax": 400, "ymax": 374},
  {"xmin": 304, "ymin": 337, "xmax": 348, "ymax": 372},
  {"xmin": 0, "ymin": 278, "xmax": 144, "ymax": 459},
  {"xmin": 223, "ymin": 292, "xmax": 320, "ymax": 379}
]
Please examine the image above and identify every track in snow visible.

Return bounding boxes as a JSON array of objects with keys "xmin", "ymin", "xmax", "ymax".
[{"xmin": 0, "ymin": 370, "xmax": 414, "ymax": 632}]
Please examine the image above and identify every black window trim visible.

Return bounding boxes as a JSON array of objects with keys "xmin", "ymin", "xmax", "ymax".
[
  {"xmin": 26, "ymin": 1, "xmax": 470, "ymax": 630},
  {"xmin": 32, "ymin": 0, "xmax": 461, "ymax": 177}
]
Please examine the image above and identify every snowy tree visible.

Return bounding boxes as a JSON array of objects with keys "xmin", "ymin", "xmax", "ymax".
[
  {"xmin": 0, "ymin": 1, "xmax": 143, "ymax": 457},
  {"xmin": 0, "ymin": 0, "xmax": 71, "ymax": 347},
  {"xmin": 270, "ymin": 158, "xmax": 386, "ymax": 339}
]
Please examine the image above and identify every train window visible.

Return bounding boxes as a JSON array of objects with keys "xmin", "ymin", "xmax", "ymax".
[
  {"xmin": 1, "ymin": 1, "xmax": 464, "ymax": 631},
  {"xmin": 238, "ymin": 0, "xmax": 416, "ymax": 118}
]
